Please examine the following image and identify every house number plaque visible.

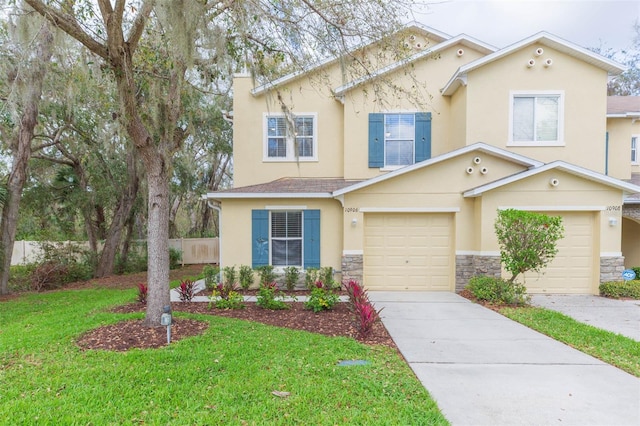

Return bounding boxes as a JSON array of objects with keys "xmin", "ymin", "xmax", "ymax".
[{"xmin": 344, "ymin": 207, "xmax": 359, "ymax": 212}]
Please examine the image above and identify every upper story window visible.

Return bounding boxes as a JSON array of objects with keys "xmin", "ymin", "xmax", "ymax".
[
  {"xmin": 264, "ymin": 113, "xmax": 317, "ymax": 161},
  {"xmin": 632, "ymin": 136, "xmax": 638, "ymax": 164},
  {"xmin": 369, "ymin": 112, "xmax": 431, "ymax": 169},
  {"xmin": 509, "ymin": 91, "xmax": 564, "ymax": 146},
  {"xmin": 385, "ymin": 114, "xmax": 415, "ymax": 166}
]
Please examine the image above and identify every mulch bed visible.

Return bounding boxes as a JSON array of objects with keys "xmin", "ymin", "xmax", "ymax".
[{"xmin": 6, "ymin": 265, "xmax": 394, "ymax": 352}]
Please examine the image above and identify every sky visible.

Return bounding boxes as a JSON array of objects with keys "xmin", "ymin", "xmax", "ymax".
[{"xmin": 416, "ymin": 0, "xmax": 639, "ymax": 53}]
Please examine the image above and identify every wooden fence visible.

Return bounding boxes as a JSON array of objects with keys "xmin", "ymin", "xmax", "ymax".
[{"xmin": 10, "ymin": 238, "xmax": 219, "ymax": 266}]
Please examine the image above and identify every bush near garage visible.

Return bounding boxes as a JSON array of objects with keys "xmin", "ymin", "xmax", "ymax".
[
  {"xmin": 466, "ymin": 275, "xmax": 530, "ymax": 306},
  {"xmin": 599, "ymin": 280, "xmax": 640, "ymax": 299}
]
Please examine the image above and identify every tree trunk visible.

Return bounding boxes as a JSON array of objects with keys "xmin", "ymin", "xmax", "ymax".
[
  {"xmin": 0, "ymin": 23, "xmax": 53, "ymax": 295},
  {"xmin": 95, "ymin": 151, "xmax": 139, "ymax": 277},
  {"xmin": 143, "ymin": 153, "xmax": 171, "ymax": 326}
]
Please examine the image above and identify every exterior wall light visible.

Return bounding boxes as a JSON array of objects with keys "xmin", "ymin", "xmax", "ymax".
[
  {"xmin": 351, "ymin": 218, "xmax": 358, "ymax": 227},
  {"xmin": 609, "ymin": 217, "xmax": 618, "ymax": 226}
]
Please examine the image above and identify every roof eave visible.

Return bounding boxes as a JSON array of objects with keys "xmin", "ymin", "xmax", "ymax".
[{"xmin": 206, "ymin": 192, "xmax": 334, "ymax": 200}]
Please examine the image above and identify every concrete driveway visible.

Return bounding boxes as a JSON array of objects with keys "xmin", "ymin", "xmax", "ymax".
[
  {"xmin": 530, "ymin": 294, "xmax": 640, "ymax": 341},
  {"xmin": 368, "ymin": 291, "xmax": 640, "ymax": 426}
]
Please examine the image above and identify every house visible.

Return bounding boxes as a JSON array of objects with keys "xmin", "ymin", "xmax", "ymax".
[{"xmin": 206, "ymin": 24, "xmax": 640, "ymax": 294}]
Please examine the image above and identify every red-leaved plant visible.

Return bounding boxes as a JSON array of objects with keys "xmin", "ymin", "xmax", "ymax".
[
  {"xmin": 344, "ymin": 280, "xmax": 382, "ymax": 338},
  {"xmin": 137, "ymin": 282, "xmax": 148, "ymax": 304},
  {"xmin": 177, "ymin": 279, "xmax": 195, "ymax": 302}
]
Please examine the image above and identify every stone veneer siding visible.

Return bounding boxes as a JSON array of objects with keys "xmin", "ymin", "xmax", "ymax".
[
  {"xmin": 600, "ymin": 256, "xmax": 625, "ymax": 283},
  {"xmin": 456, "ymin": 255, "xmax": 502, "ymax": 293},
  {"xmin": 341, "ymin": 254, "xmax": 363, "ymax": 284}
]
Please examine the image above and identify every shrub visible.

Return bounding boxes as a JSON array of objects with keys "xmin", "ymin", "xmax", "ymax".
[
  {"xmin": 344, "ymin": 280, "xmax": 382, "ymax": 338},
  {"xmin": 30, "ymin": 261, "xmax": 69, "ymax": 291},
  {"xmin": 495, "ymin": 209, "xmax": 564, "ymax": 283},
  {"xmin": 8, "ymin": 265, "xmax": 35, "ymax": 292},
  {"xmin": 599, "ymin": 280, "xmax": 640, "ymax": 299},
  {"xmin": 115, "ymin": 245, "xmax": 147, "ymax": 274},
  {"xmin": 466, "ymin": 275, "xmax": 530, "ymax": 306},
  {"xmin": 304, "ymin": 281, "xmax": 339, "ymax": 312},
  {"xmin": 256, "ymin": 282, "xmax": 289, "ymax": 310},
  {"xmin": 319, "ymin": 266, "xmax": 337, "ymax": 289},
  {"xmin": 169, "ymin": 248, "xmax": 182, "ymax": 270},
  {"xmin": 631, "ymin": 267, "xmax": 640, "ymax": 279},
  {"xmin": 223, "ymin": 265, "xmax": 237, "ymax": 288},
  {"xmin": 238, "ymin": 265, "xmax": 254, "ymax": 290},
  {"xmin": 209, "ymin": 283, "xmax": 244, "ymax": 309},
  {"xmin": 304, "ymin": 267, "xmax": 319, "ymax": 290},
  {"xmin": 283, "ymin": 266, "xmax": 300, "ymax": 291},
  {"xmin": 176, "ymin": 279, "xmax": 195, "ymax": 302},
  {"xmin": 203, "ymin": 265, "xmax": 220, "ymax": 291},
  {"xmin": 256, "ymin": 265, "xmax": 277, "ymax": 287},
  {"xmin": 137, "ymin": 282, "xmax": 148, "ymax": 304}
]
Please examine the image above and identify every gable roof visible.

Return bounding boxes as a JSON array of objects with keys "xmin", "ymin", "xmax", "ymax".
[
  {"xmin": 442, "ymin": 32, "xmax": 627, "ymax": 96},
  {"xmin": 462, "ymin": 161, "xmax": 640, "ymax": 198},
  {"xmin": 250, "ymin": 22, "xmax": 452, "ymax": 97},
  {"xmin": 208, "ymin": 178, "xmax": 363, "ymax": 199},
  {"xmin": 607, "ymin": 96, "xmax": 640, "ymax": 117},
  {"xmin": 333, "ymin": 34, "xmax": 497, "ymax": 97},
  {"xmin": 333, "ymin": 142, "xmax": 543, "ymax": 196}
]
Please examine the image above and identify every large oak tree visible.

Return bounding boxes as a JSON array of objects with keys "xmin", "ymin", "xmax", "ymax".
[{"xmin": 24, "ymin": 0, "xmax": 416, "ymax": 325}]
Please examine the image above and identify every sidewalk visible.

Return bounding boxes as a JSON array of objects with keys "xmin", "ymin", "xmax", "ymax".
[
  {"xmin": 530, "ymin": 294, "xmax": 640, "ymax": 341},
  {"xmin": 368, "ymin": 291, "xmax": 640, "ymax": 426}
]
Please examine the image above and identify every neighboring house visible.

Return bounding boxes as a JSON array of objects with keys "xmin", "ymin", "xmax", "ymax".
[{"xmin": 206, "ymin": 24, "xmax": 640, "ymax": 294}]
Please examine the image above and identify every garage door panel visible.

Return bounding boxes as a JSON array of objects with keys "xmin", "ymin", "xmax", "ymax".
[
  {"xmin": 364, "ymin": 213, "xmax": 453, "ymax": 291},
  {"xmin": 524, "ymin": 212, "xmax": 594, "ymax": 294}
]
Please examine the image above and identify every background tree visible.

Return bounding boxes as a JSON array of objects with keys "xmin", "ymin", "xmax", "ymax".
[
  {"xmin": 0, "ymin": 12, "xmax": 54, "ymax": 295},
  {"xmin": 494, "ymin": 209, "xmax": 564, "ymax": 284},
  {"xmin": 591, "ymin": 20, "xmax": 640, "ymax": 96}
]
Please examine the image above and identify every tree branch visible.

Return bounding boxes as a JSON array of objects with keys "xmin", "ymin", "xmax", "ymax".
[
  {"xmin": 127, "ymin": 0, "xmax": 155, "ymax": 53},
  {"xmin": 24, "ymin": 0, "xmax": 109, "ymax": 59}
]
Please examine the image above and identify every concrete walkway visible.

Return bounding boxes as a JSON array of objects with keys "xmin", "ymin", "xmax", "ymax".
[
  {"xmin": 530, "ymin": 294, "xmax": 640, "ymax": 341},
  {"xmin": 368, "ymin": 292, "xmax": 640, "ymax": 426}
]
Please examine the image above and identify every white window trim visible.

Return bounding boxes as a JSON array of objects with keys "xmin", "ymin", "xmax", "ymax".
[
  {"xmin": 263, "ymin": 112, "xmax": 318, "ymax": 162},
  {"xmin": 268, "ymin": 210, "xmax": 304, "ymax": 269},
  {"xmin": 632, "ymin": 135, "xmax": 639, "ymax": 165},
  {"xmin": 383, "ymin": 112, "xmax": 416, "ymax": 168},
  {"xmin": 508, "ymin": 90, "xmax": 565, "ymax": 147}
]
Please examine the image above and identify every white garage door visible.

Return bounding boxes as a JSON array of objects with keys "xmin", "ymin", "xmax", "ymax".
[
  {"xmin": 364, "ymin": 213, "xmax": 453, "ymax": 291},
  {"xmin": 523, "ymin": 212, "xmax": 595, "ymax": 294}
]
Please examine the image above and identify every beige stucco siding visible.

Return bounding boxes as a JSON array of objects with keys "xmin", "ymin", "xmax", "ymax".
[
  {"xmin": 607, "ymin": 117, "xmax": 640, "ymax": 179},
  {"xmin": 464, "ymin": 45, "xmax": 608, "ymax": 173},
  {"xmin": 342, "ymin": 44, "xmax": 488, "ymax": 180},
  {"xmin": 341, "ymin": 151, "xmax": 530, "ymax": 253},
  {"xmin": 219, "ymin": 198, "xmax": 344, "ymax": 271},
  {"xmin": 622, "ymin": 217, "xmax": 640, "ymax": 268},
  {"xmin": 232, "ymin": 73, "xmax": 345, "ymax": 187},
  {"xmin": 476, "ymin": 170, "xmax": 623, "ymax": 254}
]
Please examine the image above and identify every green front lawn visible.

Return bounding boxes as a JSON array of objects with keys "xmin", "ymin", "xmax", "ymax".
[
  {"xmin": 0, "ymin": 289, "xmax": 447, "ymax": 425},
  {"xmin": 500, "ymin": 306, "xmax": 640, "ymax": 377}
]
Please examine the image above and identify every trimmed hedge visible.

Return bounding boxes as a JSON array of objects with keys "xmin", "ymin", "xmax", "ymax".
[
  {"xmin": 599, "ymin": 280, "xmax": 640, "ymax": 299},
  {"xmin": 466, "ymin": 275, "xmax": 530, "ymax": 306}
]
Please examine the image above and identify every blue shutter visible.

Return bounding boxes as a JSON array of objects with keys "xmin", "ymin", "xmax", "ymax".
[
  {"xmin": 368, "ymin": 113, "xmax": 384, "ymax": 168},
  {"xmin": 414, "ymin": 112, "xmax": 432, "ymax": 163},
  {"xmin": 303, "ymin": 210, "xmax": 320, "ymax": 268},
  {"xmin": 251, "ymin": 210, "xmax": 269, "ymax": 268}
]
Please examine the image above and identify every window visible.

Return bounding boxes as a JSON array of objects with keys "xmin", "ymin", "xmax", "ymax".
[
  {"xmin": 509, "ymin": 91, "xmax": 564, "ymax": 146},
  {"xmin": 385, "ymin": 114, "xmax": 415, "ymax": 166},
  {"xmin": 271, "ymin": 211, "xmax": 302, "ymax": 266},
  {"xmin": 368, "ymin": 112, "xmax": 431, "ymax": 168},
  {"xmin": 264, "ymin": 114, "xmax": 317, "ymax": 161},
  {"xmin": 633, "ymin": 136, "xmax": 638, "ymax": 164},
  {"xmin": 252, "ymin": 210, "xmax": 320, "ymax": 269}
]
